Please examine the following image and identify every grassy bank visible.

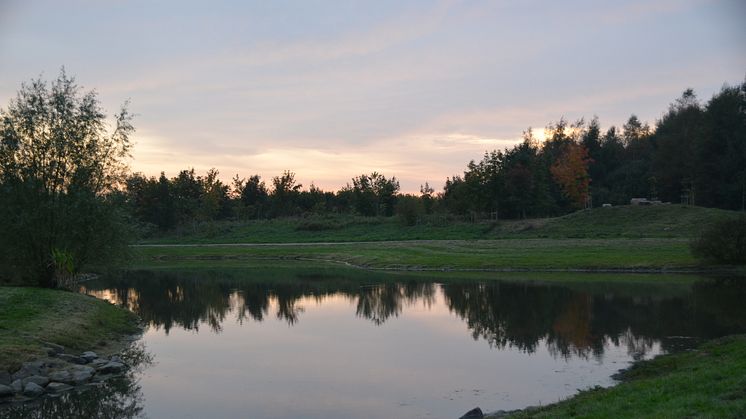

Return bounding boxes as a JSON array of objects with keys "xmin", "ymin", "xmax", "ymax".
[
  {"xmin": 140, "ymin": 205, "xmax": 738, "ymax": 244},
  {"xmin": 134, "ymin": 238, "xmax": 698, "ymax": 271},
  {"xmin": 499, "ymin": 335, "xmax": 746, "ymax": 418},
  {"xmin": 0, "ymin": 287, "xmax": 140, "ymax": 372}
]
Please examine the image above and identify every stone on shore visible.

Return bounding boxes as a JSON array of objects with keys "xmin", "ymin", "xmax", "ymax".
[
  {"xmin": 0, "ymin": 384, "xmax": 13, "ymax": 397},
  {"xmin": 22, "ymin": 382, "xmax": 45, "ymax": 397},
  {"xmin": 48, "ymin": 370, "xmax": 73, "ymax": 384},
  {"xmin": 9, "ymin": 380, "xmax": 22, "ymax": 393},
  {"xmin": 460, "ymin": 407, "xmax": 484, "ymax": 419},
  {"xmin": 22, "ymin": 375, "xmax": 50, "ymax": 387},
  {"xmin": 46, "ymin": 382, "xmax": 73, "ymax": 393},
  {"xmin": 97, "ymin": 361, "xmax": 125, "ymax": 374},
  {"xmin": 81, "ymin": 351, "xmax": 98, "ymax": 362}
]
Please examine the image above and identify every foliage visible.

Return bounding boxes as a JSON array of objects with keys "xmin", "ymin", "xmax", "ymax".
[
  {"xmin": 550, "ymin": 142, "xmax": 592, "ymax": 208},
  {"xmin": 691, "ymin": 215, "xmax": 746, "ymax": 264},
  {"xmin": 396, "ymin": 194, "xmax": 423, "ymax": 226},
  {"xmin": 0, "ymin": 69, "xmax": 134, "ymax": 286},
  {"xmin": 120, "ymin": 77, "xmax": 746, "ymax": 232}
]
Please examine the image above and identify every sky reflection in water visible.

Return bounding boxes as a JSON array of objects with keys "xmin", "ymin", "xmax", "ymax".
[{"xmin": 9, "ymin": 268, "xmax": 746, "ymax": 419}]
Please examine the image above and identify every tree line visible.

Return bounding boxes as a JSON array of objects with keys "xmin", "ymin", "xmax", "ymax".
[
  {"xmin": 1, "ymin": 70, "xmax": 744, "ymax": 285},
  {"xmin": 124, "ymin": 80, "xmax": 746, "ymax": 231}
]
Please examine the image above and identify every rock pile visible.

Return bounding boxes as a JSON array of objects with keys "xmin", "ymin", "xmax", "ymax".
[{"xmin": 0, "ymin": 344, "xmax": 129, "ymax": 403}]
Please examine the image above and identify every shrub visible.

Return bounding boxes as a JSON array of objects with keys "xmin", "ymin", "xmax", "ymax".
[
  {"xmin": 396, "ymin": 195, "xmax": 423, "ymax": 226},
  {"xmin": 691, "ymin": 216, "xmax": 746, "ymax": 264}
]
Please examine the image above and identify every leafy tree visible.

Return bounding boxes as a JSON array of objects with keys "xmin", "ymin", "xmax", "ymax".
[
  {"xmin": 0, "ymin": 69, "xmax": 134, "ymax": 286},
  {"xmin": 350, "ymin": 172, "xmax": 400, "ymax": 216},
  {"xmin": 550, "ymin": 143, "xmax": 592, "ymax": 209}
]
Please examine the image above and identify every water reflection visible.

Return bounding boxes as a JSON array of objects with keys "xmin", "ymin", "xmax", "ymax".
[{"xmin": 81, "ymin": 270, "xmax": 746, "ymax": 360}]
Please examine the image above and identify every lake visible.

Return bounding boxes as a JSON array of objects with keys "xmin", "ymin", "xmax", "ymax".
[{"xmin": 4, "ymin": 265, "xmax": 746, "ymax": 418}]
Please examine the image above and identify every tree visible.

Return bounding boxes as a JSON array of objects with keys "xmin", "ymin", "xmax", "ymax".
[
  {"xmin": 550, "ymin": 143, "xmax": 592, "ymax": 209},
  {"xmin": 0, "ymin": 69, "xmax": 134, "ymax": 286}
]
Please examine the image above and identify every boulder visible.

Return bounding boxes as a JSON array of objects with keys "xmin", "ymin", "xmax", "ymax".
[
  {"xmin": 22, "ymin": 375, "xmax": 49, "ymax": 387},
  {"xmin": 22, "ymin": 382, "xmax": 44, "ymax": 397},
  {"xmin": 81, "ymin": 351, "xmax": 98, "ymax": 362},
  {"xmin": 459, "ymin": 407, "xmax": 484, "ymax": 419},
  {"xmin": 90, "ymin": 358, "xmax": 108, "ymax": 368},
  {"xmin": 70, "ymin": 369, "xmax": 94, "ymax": 384},
  {"xmin": 97, "ymin": 362, "xmax": 125, "ymax": 374},
  {"xmin": 46, "ymin": 382, "xmax": 72, "ymax": 393},
  {"xmin": 0, "ymin": 384, "xmax": 12, "ymax": 397},
  {"xmin": 110, "ymin": 355, "xmax": 124, "ymax": 364},
  {"xmin": 10, "ymin": 380, "xmax": 22, "ymax": 393},
  {"xmin": 48, "ymin": 370, "xmax": 73, "ymax": 384}
]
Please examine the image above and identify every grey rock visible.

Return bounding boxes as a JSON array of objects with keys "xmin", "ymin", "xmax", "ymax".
[
  {"xmin": 22, "ymin": 382, "xmax": 44, "ymax": 397},
  {"xmin": 70, "ymin": 370, "xmax": 93, "ymax": 384},
  {"xmin": 90, "ymin": 358, "xmax": 108, "ymax": 368},
  {"xmin": 48, "ymin": 370, "xmax": 73, "ymax": 384},
  {"xmin": 0, "ymin": 371, "xmax": 11, "ymax": 386},
  {"xmin": 81, "ymin": 351, "xmax": 98, "ymax": 362},
  {"xmin": 11, "ymin": 369, "xmax": 30, "ymax": 382},
  {"xmin": 0, "ymin": 384, "xmax": 12, "ymax": 397},
  {"xmin": 57, "ymin": 354, "xmax": 86, "ymax": 364},
  {"xmin": 110, "ymin": 355, "xmax": 124, "ymax": 364},
  {"xmin": 97, "ymin": 362, "xmax": 125, "ymax": 374},
  {"xmin": 71, "ymin": 365, "xmax": 95, "ymax": 375},
  {"xmin": 46, "ymin": 382, "xmax": 72, "ymax": 393},
  {"xmin": 22, "ymin": 375, "xmax": 49, "ymax": 387},
  {"xmin": 459, "ymin": 407, "xmax": 484, "ymax": 419},
  {"xmin": 10, "ymin": 379, "xmax": 22, "ymax": 393}
]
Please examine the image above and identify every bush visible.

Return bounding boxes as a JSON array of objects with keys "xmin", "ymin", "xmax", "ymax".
[
  {"xmin": 396, "ymin": 195, "xmax": 424, "ymax": 226},
  {"xmin": 691, "ymin": 216, "xmax": 746, "ymax": 264}
]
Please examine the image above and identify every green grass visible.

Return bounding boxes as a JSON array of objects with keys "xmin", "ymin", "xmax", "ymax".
[
  {"xmin": 134, "ymin": 238, "xmax": 698, "ymax": 271},
  {"xmin": 140, "ymin": 205, "xmax": 740, "ymax": 244},
  {"xmin": 0, "ymin": 287, "xmax": 140, "ymax": 372},
  {"xmin": 500, "ymin": 335, "xmax": 746, "ymax": 418}
]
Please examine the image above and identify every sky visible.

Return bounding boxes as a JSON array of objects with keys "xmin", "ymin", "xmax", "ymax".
[{"xmin": 1, "ymin": 0, "xmax": 744, "ymax": 193}]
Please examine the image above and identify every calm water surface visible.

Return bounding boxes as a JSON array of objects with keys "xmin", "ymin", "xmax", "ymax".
[{"xmin": 4, "ymin": 266, "xmax": 746, "ymax": 419}]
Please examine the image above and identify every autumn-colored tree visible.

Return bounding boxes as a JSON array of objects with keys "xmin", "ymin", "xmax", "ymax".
[{"xmin": 550, "ymin": 143, "xmax": 592, "ymax": 209}]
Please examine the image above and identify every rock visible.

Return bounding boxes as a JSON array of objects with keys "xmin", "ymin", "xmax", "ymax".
[
  {"xmin": 57, "ymin": 354, "xmax": 86, "ymax": 364},
  {"xmin": 48, "ymin": 370, "xmax": 73, "ymax": 384},
  {"xmin": 11, "ymin": 369, "xmax": 31, "ymax": 382},
  {"xmin": 22, "ymin": 375, "xmax": 49, "ymax": 387},
  {"xmin": 97, "ymin": 361, "xmax": 125, "ymax": 374},
  {"xmin": 22, "ymin": 382, "xmax": 45, "ymax": 397},
  {"xmin": 90, "ymin": 358, "xmax": 108, "ymax": 368},
  {"xmin": 46, "ymin": 382, "xmax": 72, "ymax": 393},
  {"xmin": 0, "ymin": 384, "xmax": 12, "ymax": 397},
  {"xmin": 0, "ymin": 371, "xmax": 11, "ymax": 386},
  {"xmin": 10, "ymin": 379, "xmax": 22, "ymax": 393},
  {"xmin": 459, "ymin": 407, "xmax": 484, "ymax": 419},
  {"xmin": 81, "ymin": 351, "xmax": 98, "ymax": 362},
  {"xmin": 110, "ymin": 355, "xmax": 124, "ymax": 364},
  {"xmin": 70, "ymin": 369, "xmax": 94, "ymax": 384}
]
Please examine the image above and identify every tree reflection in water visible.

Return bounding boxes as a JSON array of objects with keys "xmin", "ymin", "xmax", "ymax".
[
  {"xmin": 0, "ymin": 343, "xmax": 152, "ymax": 419},
  {"xmin": 81, "ymin": 270, "xmax": 746, "ymax": 359}
]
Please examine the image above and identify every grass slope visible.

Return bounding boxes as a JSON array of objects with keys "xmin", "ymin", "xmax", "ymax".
[
  {"xmin": 140, "ymin": 205, "xmax": 739, "ymax": 245},
  {"xmin": 0, "ymin": 287, "xmax": 139, "ymax": 372},
  {"xmin": 501, "ymin": 335, "xmax": 746, "ymax": 418},
  {"xmin": 134, "ymin": 238, "xmax": 696, "ymax": 271}
]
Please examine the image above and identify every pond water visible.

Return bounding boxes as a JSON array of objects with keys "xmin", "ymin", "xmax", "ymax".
[{"xmin": 4, "ymin": 266, "xmax": 746, "ymax": 419}]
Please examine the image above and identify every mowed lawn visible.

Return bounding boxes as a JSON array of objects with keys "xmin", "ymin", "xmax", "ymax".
[{"xmin": 134, "ymin": 238, "xmax": 696, "ymax": 271}]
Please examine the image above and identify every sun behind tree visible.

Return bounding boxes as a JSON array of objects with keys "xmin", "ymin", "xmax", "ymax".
[{"xmin": 0, "ymin": 69, "xmax": 135, "ymax": 287}]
